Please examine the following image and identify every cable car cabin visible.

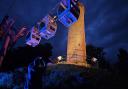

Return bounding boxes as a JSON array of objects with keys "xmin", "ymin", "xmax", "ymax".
[
  {"xmin": 26, "ymin": 26, "xmax": 41, "ymax": 47},
  {"xmin": 58, "ymin": 0, "xmax": 80, "ymax": 27},
  {"xmin": 38, "ymin": 15, "xmax": 57, "ymax": 40}
]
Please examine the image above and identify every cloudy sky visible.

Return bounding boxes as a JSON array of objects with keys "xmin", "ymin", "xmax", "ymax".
[{"xmin": 0, "ymin": 0, "xmax": 128, "ymax": 63}]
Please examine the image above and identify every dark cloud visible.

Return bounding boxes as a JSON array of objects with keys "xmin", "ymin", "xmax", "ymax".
[{"xmin": 85, "ymin": 0, "xmax": 128, "ymax": 62}]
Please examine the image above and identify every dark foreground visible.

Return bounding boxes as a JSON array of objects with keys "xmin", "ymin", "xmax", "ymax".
[{"xmin": 0, "ymin": 64, "xmax": 127, "ymax": 89}]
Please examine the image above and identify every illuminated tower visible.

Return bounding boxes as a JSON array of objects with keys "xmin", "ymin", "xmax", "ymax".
[{"xmin": 67, "ymin": 3, "xmax": 87, "ymax": 65}]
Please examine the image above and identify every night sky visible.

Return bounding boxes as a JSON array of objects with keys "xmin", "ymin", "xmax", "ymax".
[{"xmin": 0, "ymin": 0, "xmax": 128, "ymax": 63}]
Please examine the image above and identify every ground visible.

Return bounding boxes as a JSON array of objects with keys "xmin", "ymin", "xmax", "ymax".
[{"xmin": 0, "ymin": 64, "xmax": 127, "ymax": 89}]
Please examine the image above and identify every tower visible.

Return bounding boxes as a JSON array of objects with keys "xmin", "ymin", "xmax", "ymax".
[{"xmin": 67, "ymin": 3, "xmax": 87, "ymax": 65}]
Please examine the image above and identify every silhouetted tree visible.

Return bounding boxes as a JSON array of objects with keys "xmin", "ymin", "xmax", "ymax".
[
  {"xmin": 86, "ymin": 45, "xmax": 104, "ymax": 59},
  {"xmin": 118, "ymin": 48, "xmax": 128, "ymax": 63},
  {"xmin": 86, "ymin": 44, "xmax": 110, "ymax": 69},
  {"xmin": 117, "ymin": 48, "xmax": 128, "ymax": 73},
  {"xmin": 1, "ymin": 43, "xmax": 53, "ymax": 71}
]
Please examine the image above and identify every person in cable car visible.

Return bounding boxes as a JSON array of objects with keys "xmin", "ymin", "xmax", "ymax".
[
  {"xmin": 58, "ymin": 0, "xmax": 80, "ymax": 27},
  {"xmin": 38, "ymin": 15, "xmax": 57, "ymax": 40},
  {"xmin": 26, "ymin": 26, "xmax": 41, "ymax": 47}
]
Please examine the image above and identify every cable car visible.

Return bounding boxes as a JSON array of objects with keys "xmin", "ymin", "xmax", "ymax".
[
  {"xmin": 38, "ymin": 15, "xmax": 57, "ymax": 40},
  {"xmin": 57, "ymin": 0, "xmax": 80, "ymax": 27},
  {"xmin": 26, "ymin": 26, "xmax": 41, "ymax": 47}
]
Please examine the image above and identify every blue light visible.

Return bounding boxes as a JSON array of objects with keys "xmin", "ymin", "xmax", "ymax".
[{"xmin": 57, "ymin": 0, "xmax": 80, "ymax": 27}]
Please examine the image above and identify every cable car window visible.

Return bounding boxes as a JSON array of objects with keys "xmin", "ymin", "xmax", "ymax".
[
  {"xmin": 70, "ymin": 1, "xmax": 80, "ymax": 18},
  {"xmin": 36, "ymin": 37, "xmax": 40, "ymax": 41},
  {"xmin": 69, "ymin": 17, "xmax": 73, "ymax": 22},
  {"xmin": 50, "ymin": 26, "xmax": 55, "ymax": 31},
  {"xmin": 58, "ymin": 5, "xmax": 65, "ymax": 15},
  {"xmin": 70, "ymin": 5, "xmax": 80, "ymax": 19},
  {"xmin": 40, "ymin": 22, "xmax": 45, "ymax": 28},
  {"xmin": 32, "ymin": 34, "xmax": 36, "ymax": 39}
]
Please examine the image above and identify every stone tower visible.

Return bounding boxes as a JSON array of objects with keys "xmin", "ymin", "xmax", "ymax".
[{"xmin": 67, "ymin": 3, "xmax": 87, "ymax": 65}]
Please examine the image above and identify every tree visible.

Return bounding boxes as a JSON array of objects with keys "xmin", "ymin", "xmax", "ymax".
[
  {"xmin": 1, "ymin": 43, "xmax": 53, "ymax": 71},
  {"xmin": 117, "ymin": 48, "xmax": 128, "ymax": 72},
  {"xmin": 117, "ymin": 48, "xmax": 128, "ymax": 63},
  {"xmin": 86, "ymin": 44, "xmax": 109, "ymax": 69}
]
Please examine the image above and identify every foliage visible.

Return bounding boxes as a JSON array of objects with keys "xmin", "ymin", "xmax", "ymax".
[
  {"xmin": 0, "ymin": 72, "xmax": 13, "ymax": 88},
  {"xmin": 1, "ymin": 43, "xmax": 53, "ymax": 71},
  {"xmin": 0, "ymin": 64, "xmax": 128, "ymax": 89},
  {"xmin": 117, "ymin": 48, "xmax": 128, "ymax": 63},
  {"xmin": 86, "ymin": 44, "xmax": 110, "ymax": 69},
  {"xmin": 117, "ymin": 48, "xmax": 128, "ymax": 75}
]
